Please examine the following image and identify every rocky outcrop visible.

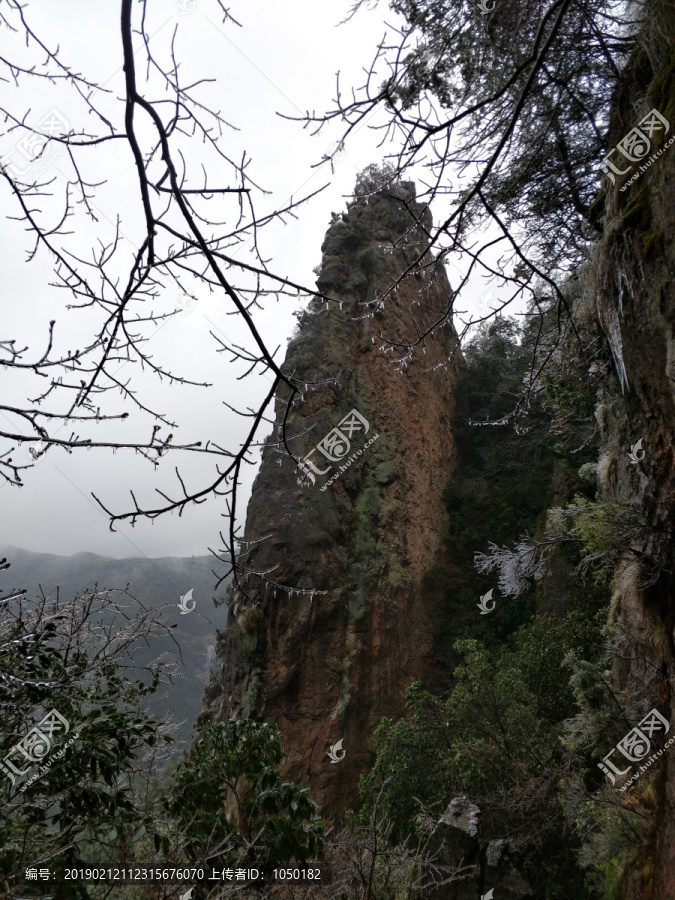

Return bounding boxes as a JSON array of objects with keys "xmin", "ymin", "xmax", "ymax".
[
  {"xmin": 203, "ymin": 182, "xmax": 462, "ymax": 816},
  {"xmin": 433, "ymin": 798, "xmax": 533, "ymax": 899},
  {"xmin": 583, "ymin": 30, "xmax": 675, "ymax": 899}
]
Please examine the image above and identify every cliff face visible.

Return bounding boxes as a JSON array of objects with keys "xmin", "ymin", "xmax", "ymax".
[
  {"xmin": 203, "ymin": 183, "xmax": 461, "ymax": 816},
  {"xmin": 587, "ymin": 42, "xmax": 675, "ymax": 898}
]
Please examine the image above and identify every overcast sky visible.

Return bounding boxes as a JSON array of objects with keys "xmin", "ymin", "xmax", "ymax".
[{"xmin": 1, "ymin": 0, "xmax": 494, "ymax": 564}]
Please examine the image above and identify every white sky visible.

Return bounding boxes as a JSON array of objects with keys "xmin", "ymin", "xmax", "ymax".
[{"xmin": 0, "ymin": 0, "xmax": 494, "ymax": 562}]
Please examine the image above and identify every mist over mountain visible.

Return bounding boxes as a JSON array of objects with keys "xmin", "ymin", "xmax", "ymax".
[{"xmin": 0, "ymin": 546, "xmax": 229, "ymax": 746}]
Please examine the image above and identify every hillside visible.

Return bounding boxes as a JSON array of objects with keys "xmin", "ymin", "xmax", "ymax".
[{"xmin": 0, "ymin": 546, "xmax": 228, "ymax": 745}]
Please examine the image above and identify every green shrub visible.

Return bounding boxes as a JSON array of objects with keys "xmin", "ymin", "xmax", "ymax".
[{"xmin": 164, "ymin": 719, "xmax": 324, "ymax": 868}]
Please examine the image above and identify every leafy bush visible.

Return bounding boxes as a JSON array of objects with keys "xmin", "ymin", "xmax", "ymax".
[
  {"xmin": 0, "ymin": 586, "xmax": 176, "ymax": 899},
  {"xmin": 0, "ymin": 583, "xmax": 323, "ymax": 899},
  {"xmin": 164, "ymin": 719, "xmax": 324, "ymax": 868}
]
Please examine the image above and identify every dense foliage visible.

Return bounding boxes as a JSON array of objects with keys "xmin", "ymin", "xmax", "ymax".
[
  {"xmin": 0, "ymin": 548, "xmax": 228, "ymax": 745},
  {"xmin": 0, "ymin": 586, "xmax": 323, "ymax": 899},
  {"xmin": 360, "ymin": 317, "xmax": 612, "ymax": 898},
  {"xmin": 430, "ymin": 315, "xmax": 596, "ymax": 648},
  {"xmin": 165, "ymin": 719, "xmax": 324, "ymax": 868},
  {"xmin": 0, "ymin": 587, "xmax": 174, "ymax": 898},
  {"xmin": 387, "ymin": 0, "xmax": 620, "ymax": 267}
]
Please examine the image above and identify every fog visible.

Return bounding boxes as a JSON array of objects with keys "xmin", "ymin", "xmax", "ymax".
[{"xmin": 0, "ymin": 0, "xmax": 494, "ymax": 562}]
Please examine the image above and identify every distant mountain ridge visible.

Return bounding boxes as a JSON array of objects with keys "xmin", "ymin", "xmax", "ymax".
[
  {"xmin": 0, "ymin": 545, "xmax": 222, "ymax": 607},
  {"xmin": 0, "ymin": 545, "xmax": 229, "ymax": 748}
]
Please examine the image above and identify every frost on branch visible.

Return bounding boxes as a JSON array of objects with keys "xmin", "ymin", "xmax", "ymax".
[
  {"xmin": 474, "ymin": 538, "xmax": 544, "ymax": 598},
  {"xmin": 474, "ymin": 496, "xmax": 658, "ymax": 599}
]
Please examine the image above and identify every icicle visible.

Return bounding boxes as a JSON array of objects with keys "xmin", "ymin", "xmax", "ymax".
[{"xmin": 602, "ymin": 297, "xmax": 629, "ymax": 392}]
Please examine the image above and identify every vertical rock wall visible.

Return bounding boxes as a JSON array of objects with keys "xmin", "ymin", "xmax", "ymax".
[
  {"xmin": 203, "ymin": 183, "xmax": 462, "ymax": 816},
  {"xmin": 586, "ymin": 37, "xmax": 675, "ymax": 898}
]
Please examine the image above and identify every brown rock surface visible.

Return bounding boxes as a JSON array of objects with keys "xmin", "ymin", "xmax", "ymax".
[
  {"xmin": 584, "ymin": 44, "xmax": 675, "ymax": 897},
  {"xmin": 203, "ymin": 182, "xmax": 462, "ymax": 816}
]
